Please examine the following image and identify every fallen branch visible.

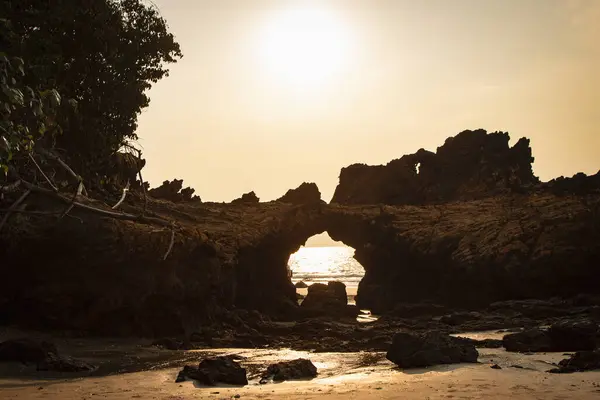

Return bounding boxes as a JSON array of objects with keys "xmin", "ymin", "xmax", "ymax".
[
  {"xmin": 28, "ymin": 153, "xmax": 58, "ymax": 192},
  {"xmin": 37, "ymin": 148, "xmax": 88, "ymax": 197},
  {"xmin": 21, "ymin": 180, "xmax": 173, "ymax": 227},
  {"xmin": 0, "ymin": 189, "xmax": 32, "ymax": 232},
  {"xmin": 112, "ymin": 180, "xmax": 130, "ymax": 210},
  {"xmin": 163, "ymin": 226, "xmax": 175, "ymax": 260}
]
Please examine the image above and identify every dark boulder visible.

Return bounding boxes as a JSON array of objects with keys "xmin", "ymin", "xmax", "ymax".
[
  {"xmin": 0, "ymin": 338, "xmax": 58, "ymax": 362},
  {"xmin": 176, "ymin": 356, "xmax": 248, "ymax": 386},
  {"xmin": 301, "ymin": 282, "xmax": 347, "ymax": 308},
  {"xmin": 503, "ymin": 329, "xmax": 553, "ymax": 352},
  {"xmin": 295, "ymin": 281, "xmax": 308, "ymax": 289},
  {"xmin": 456, "ymin": 337, "xmax": 503, "ymax": 349},
  {"xmin": 262, "ymin": 359, "xmax": 318, "ymax": 382},
  {"xmin": 547, "ymin": 319, "xmax": 599, "ymax": 351},
  {"xmin": 503, "ymin": 320, "xmax": 599, "ymax": 352},
  {"xmin": 0, "ymin": 338, "xmax": 96, "ymax": 373},
  {"xmin": 386, "ymin": 332, "xmax": 478, "ymax": 368},
  {"xmin": 327, "ymin": 281, "xmax": 348, "ymax": 304},
  {"xmin": 300, "ymin": 282, "xmax": 357, "ymax": 318},
  {"xmin": 37, "ymin": 354, "xmax": 97, "ymax": 372},
  {"xmin": 549, "ymin": 350, "xmax": 600, "ymax": 373}
]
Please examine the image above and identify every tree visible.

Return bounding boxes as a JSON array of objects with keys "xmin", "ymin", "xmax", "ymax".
[{"xmin": 0, "ymin": 0, "xmax": 182, "ymax": 179}]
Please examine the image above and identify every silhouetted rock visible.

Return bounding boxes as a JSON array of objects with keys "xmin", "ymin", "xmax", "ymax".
[
  {"xmin": 262, "ymin": 359, "xmax": 318, "ymax": 382},
  {"xmin": 148, "ymin": 179, "xmax": 201, "ymax": 202},
  {"xmin": 456, "ymin": 337, "xmax": 504, "ymax": 349},
  {"xmin": 503, "ymin": 329, "xmax": 553, "ymax": 352},
  {"xmin": 331, "ymin": 129, "xmax": 538, "ymax": 205},
  {"xmin": 300, "ymin": 282, "xmax": 357, "ymax": 318},
  {"xmin": 0, "ymin": 338, "xmax": 95, "ymax": 372},
  {"xmin": 0, "ymin": 338, "xmax": 57, "ymax": 362},
  {"xmin": 295, "ymin": 281, "xmax": 308, "ymax": 289},
  {"xmin": 549, "ymin": 350, "xmax": 600, "ymax": 373},
  {"xmin": 277, "ymin": 182, "xmax": 322, "ymax": 205},
  {"xmin": 231, "ymin": 191, "xmax": 259, "ymax": 205},
  {"xmin": 503, "ymin": 320, "xmax": 599, "ymax": 353},
  {"xmin": 37, "ymin": 354, "xmax": 97, "ymax": 372},
  {"xmin": 547, "ymin": 319, "xmax": 599, "ymax": 351},
  {"xmin": 386, "ymin": 332, "xmax": 478, "ymax": 368},
  {"xmin": 544, "ymin": 171, "xmax": 600, "ymax": 196},
  {"xmin": 176, "ymin": 356, "xmax": 248, "ymax": 386}
]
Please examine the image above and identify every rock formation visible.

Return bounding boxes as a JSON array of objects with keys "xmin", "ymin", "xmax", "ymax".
[
  {"xmin": 231, "ymin": 191, "xmax": 259, "ymax": 205},
  {"xmin": 277, "ymin": 182, "xmax": 323, "ymax": 205},
  {"xmin": 1, "ymin": 129, "xmax": 599, "ymax": 336},
  {"xmin": 331, "ymin": 129, "xmax": 537, "ymax": 205},
  {"xmin": 386, "ymin": 332, "xmax": 478, "ymax": 368},
  {"xmin": 148, "ymin": 179, "xmax": 201, "ymax": 202}
]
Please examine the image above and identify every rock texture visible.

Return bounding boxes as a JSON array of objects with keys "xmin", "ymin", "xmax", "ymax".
[
  {"xmin": 231, "ymin": 191, "xmax": 259, "ymax": 205},
  {"xmin": 331, "ymin": 129, "xmax": 537, "ymax": 205},
  {"xmin": 148, "ymin": 179, "xmax": 201, "ymax": 202},
  {"xmin": 262, "ymin": 359, "xmax": 318, "ymax": 382},
  {"xmin": 0, "ymin": 338, "xmax": 96, "ymax": 372},
  {"xmin": 176, "ymin": 356, "xmax": 248, "ymax": 386},
  {"xmin": 277, "ymin": 182, "xmax": 323, "ymax": 205},
  {"xmin": 503, "ymin": 320, "xmax": 599, "ymax": 352},
  {"xmin": 549, "ymin": 350, "xmax": 600, "ymax": 373},
  {"xmin": 1, "ymin": 129, "xmax": 599, "ymax": 335},
  {"xmin": 386, "ymin": 332, "xmax": 478, "ymax": 368}
]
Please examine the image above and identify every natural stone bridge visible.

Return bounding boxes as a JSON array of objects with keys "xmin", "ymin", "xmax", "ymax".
[{"xmin": 1, "ymin": 129, "xmax": 599, "ymax": 336}]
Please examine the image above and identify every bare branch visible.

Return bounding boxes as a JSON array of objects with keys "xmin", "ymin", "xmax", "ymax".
[
  {"xmin": 28, "ymin": 153, "xmax": 58, "ymax": 192},
  {"xmin": 0, "ymin": 189, "xmax": 32, "ymax": 232},
  {"xmin": 21, "ymin": 180, "xmax": 173, "ymax": 227},
  {"xmin": 163, "ymin": 226, "xmax": 175, "ymax": 260},
  {"xmin": 37, "ymin": 148, "xmax": 88, "ymax": 197},
  {"xmin": 112, "ymin": 180, "xmax": 130, "ymax": 210}
]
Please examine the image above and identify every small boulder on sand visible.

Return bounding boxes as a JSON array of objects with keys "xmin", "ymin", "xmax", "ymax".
[
  {"xmin": 176, "ymin": 356, "xmax": 248, "ymax": 386},
  {"xmin": 295, "ymin": 281, "xmax": 308, "ymax": 289},
  {"xmin": 548, "ymin": 350, "xmax": 600, "ymax": 373},
  {"xmin": 261, "ymin": 359, "xmax": 318, "ymax": 382},
  {"xmin": 386, "ymin": 332, "xmax": 478, "ymax": 368}
]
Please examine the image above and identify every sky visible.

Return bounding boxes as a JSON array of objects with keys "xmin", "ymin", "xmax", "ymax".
[{"xmin": 136, "ymin": 0, "xmax": 600, "ymax": 209}]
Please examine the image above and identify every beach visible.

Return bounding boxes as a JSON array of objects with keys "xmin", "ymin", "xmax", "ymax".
[{"xmin": 2, "ymin": 330, "xmax": 599, "ymax": 399}]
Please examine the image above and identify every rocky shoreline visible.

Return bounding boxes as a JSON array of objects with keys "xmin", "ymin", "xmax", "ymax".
[{"xmin": 1, "ymin": 129, "xmax": 600, "ymax": 387}]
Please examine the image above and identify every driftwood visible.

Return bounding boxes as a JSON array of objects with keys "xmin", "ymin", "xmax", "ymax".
[{"xmin": 2, "ymin": 148, "xmax": 177, "ymax": 259}]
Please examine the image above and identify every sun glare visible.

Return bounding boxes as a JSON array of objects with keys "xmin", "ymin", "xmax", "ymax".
[{"xmin": 256, "ymin": 7, "xmax": 353, "ymax": 88}]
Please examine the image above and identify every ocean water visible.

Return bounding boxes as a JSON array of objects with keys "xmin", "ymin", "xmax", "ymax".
[{"xmin": 288, "ymin": 246, "xmax": 364, "ymax": 288}]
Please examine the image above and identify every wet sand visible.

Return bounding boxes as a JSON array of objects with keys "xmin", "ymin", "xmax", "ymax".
[{"xmin": 1, "ymin": 330, "xmax": 600, "ymax": 399}]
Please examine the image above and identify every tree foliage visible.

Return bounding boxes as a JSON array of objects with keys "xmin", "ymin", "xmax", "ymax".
[
  {"xmin": 0, "ymin": 0, "xmax": 182, "ymax": 178},
  {"xmin": 0, "ymin": 19, "xmax": 64, "ymax": 175}
]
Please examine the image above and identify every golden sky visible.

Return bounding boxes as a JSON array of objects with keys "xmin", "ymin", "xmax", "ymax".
[{"xmin": 137, "ymin": 0, "xmax": 599, "ymax": 205}]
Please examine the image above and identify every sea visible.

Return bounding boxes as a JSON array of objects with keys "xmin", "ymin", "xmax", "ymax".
[{"xmin": 288, "ymin": 246, "xmax": 364, "ymax": 288}]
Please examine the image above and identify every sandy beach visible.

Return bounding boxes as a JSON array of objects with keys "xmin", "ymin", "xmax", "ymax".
[{"xmin": 1, "ymin": 331, "xmax": 599, "ymax": 400}]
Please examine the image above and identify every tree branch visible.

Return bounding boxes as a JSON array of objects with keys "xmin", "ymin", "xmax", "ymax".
[
  {"xmin": 0, "ymin": 189, "xmax": 32, "ymax": 232},
  {"xmin": 112, "ymin": 180, "xmax": 130, "ymax": 210},
  {"xmin": 28, "ymin": 153, "xmax": 58, "ymax": 192},
  {"xmin": 21, "ymin": 180, "xmax": 173, "ymax": 227}
]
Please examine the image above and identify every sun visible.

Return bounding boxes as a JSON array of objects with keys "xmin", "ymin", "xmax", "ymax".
[{"xmin": 256, "ymin": 7, "xmax": 353, "ymax": 88}]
